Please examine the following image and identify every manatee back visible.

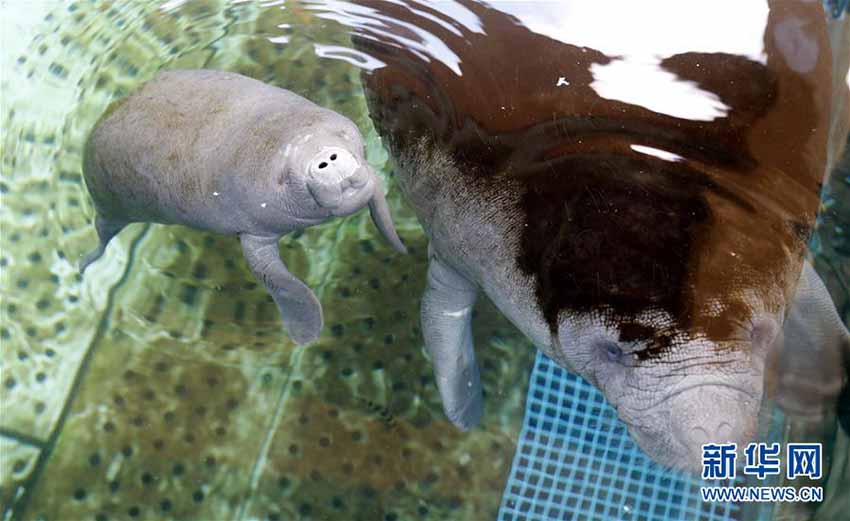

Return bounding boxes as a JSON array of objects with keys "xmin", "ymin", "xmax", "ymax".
[
  {"xmin": 356, "ymin": 1, "xmax": 836, "ymax": 352},
  {"xmin": 82, "ymin": 70, "xmax": 322, "ymax": 229}
]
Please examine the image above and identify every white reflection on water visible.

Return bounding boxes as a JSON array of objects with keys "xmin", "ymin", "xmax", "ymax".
[
  {"xmin": 160, "ymin": 0, "xmax": 189, "ymax": 13},
  {"xmin": 590, "ymin": 58, "xmax": 730, "ymax": 121},
  {"xmin": 486, "ymin": 0, "xmax": 770, "ymax": 122},
  {"xmin": 386, "ymin": 0, "xmax": 485, "ymax": 36},
  {"xmin": 313, "ymin": 44, "xmax": 386, "ymax": 71},
  {"xmin": 299, "ymin": 0, "xmax": 776, "ymax": 121},
  {"xmin": 484, "ymin": 1, "xmax": 768, "ymax": 62},
  {"xmin": 630, "ymin": 145, "xmax": 684, "ymax": 163},
  {"xmin": 305, "ymin": 0, "xmax": 464, "ymax": 75}
]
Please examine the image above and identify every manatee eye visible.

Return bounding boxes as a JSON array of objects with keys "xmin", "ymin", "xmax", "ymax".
[{"xmin": 603, "ymin": 341, "xmax": 623, "ymax": 362}]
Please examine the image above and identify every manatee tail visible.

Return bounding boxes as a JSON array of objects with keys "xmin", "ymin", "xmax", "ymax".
[{"xmin": 79, "ymin": 215, "xmax": 126, "ymax": 274}]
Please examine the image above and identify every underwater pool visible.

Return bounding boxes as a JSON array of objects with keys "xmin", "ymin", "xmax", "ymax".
[{"xmin": 1, "ymin": 2, "xmax": 848, "ymax": 521}]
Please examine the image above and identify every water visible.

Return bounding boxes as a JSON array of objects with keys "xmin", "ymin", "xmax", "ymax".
[{"xmin": 1, "ymin": 2, "xmax": 847, "ymax": 521}]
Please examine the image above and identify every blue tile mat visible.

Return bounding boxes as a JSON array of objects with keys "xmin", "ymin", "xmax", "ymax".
[{"xmin": 498, "ymin": 352, "xmax": 739, "ymax": 521}]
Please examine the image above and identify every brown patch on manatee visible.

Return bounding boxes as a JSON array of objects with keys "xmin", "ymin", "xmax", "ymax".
[
  {"xmin": 517, "ymin": 154, "xmax": 712, "ymax": 341},
  {"xmin": 357, "ymin": 0, "xmax": 833, "ymax": 359}
]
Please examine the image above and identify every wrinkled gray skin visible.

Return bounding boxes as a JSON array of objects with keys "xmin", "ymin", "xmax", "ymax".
[
  {"xmin": 81, "ymin": 69, "xmax": 406, "ymax": 344},
  {"xmin": 351, "ymin": 2, "xmax": 850, "ymax": 476},
  {"xmin": 772, "ymin": 261, "xmax": 850, "ymax": 422},
  {"xmin": 401, "ymin": 142, "xmax": 847, "ymax": 474}
]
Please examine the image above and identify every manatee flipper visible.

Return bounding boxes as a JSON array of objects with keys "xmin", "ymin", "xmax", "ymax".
[
  {"xmin": 79, "ymin": 215, "xmax": 127, "ymax": 274},
  {"xmin": 421, "ymin": 246, "xmax": 482, "ymax": 430},
  {"xmin": 368, "ymin": 181, "xmax": 407, "ymax": 254},
  {"xmin": 774, "ymin": 260, "xmax": 850, "ymax": 424},
  {"xmin": 239, "ymin": 233, "xmax": 323, "ymax": 344}
]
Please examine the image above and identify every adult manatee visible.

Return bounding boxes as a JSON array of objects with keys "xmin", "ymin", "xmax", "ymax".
[{"xmin": 351, "ymin": 0, "xmax": 849, "ymax": 472}]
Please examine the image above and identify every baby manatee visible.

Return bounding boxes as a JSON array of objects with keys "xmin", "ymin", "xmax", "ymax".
[{"xmin": 81, "ymin": 69, "xmax": 406, "ymax": 344}]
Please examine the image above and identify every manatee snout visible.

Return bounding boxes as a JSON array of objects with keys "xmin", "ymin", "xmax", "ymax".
[
  {"xmin": 621, "ymin": 380, "xmax": 762, "ymax": 474},
  {"xmin": 570, "ymin": 312, "xmax": 780, "ymax": 474},
  {"xmin": 648, "ymin": 316, "xmax": 778, "ymax": 473},
  {"xmin": 304, "ymin": 146, "xmax": 407, "ymax": 254},
  {"xmin": 305, "ymin": 146, "xmax": 369, "ymax": 210},
  {"xmin": 668, "ymin": 385, "xmax": 760, "ymax": 472}
]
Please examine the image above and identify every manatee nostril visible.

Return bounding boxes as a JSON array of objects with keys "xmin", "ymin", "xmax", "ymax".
[
  {"xmin": 690, "ymin": 426, "xmax": 710, "ymax": 444},
  {"xmin": 715, "ymin": 421, "xmax": 732, "ymax": 440},
  {"xmin": 309, "ymin": 148, "xmax": 360, "ymax": 182},
  {"xmin": 686, "ymin": 421, "xmax": 733, "ymax": 445}
]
